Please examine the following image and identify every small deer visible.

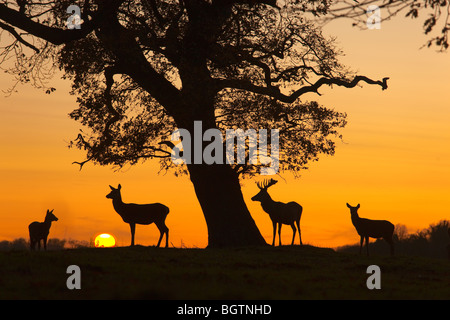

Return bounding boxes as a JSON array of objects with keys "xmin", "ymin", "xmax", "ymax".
[
  {"xmin": 28, "ymin": 209, "xmax": 58, "ymax": 251},
  {"xmin": 346, "ymin": 203, "xmax": 394, "ymax": 256},
  {"xmin": 106, "ymin": 184, "xmax": 170, "ymax": 247},
  {"xmin": 251, "ymin": 179, "xmax": 303, "ymax": 246}
]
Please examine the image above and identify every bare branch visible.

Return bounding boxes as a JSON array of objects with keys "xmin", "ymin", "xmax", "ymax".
[
  {"xmin": 72, "ymin": 157, "xmax": 93, "ymax": 171},
  {"xmin": 0, "ymin": 21, "xmax": 39, "ymax": 52},
  {"xmin": 218, "ymin": 75, "xmax": 389, "ymax": 103},
  {"xmin": 0, "ymin": 3, "xmax": 101, "ymax": 45},
  {"xmin": 71, "ymin": 133, "xmax": 94, "ymax": 170}
]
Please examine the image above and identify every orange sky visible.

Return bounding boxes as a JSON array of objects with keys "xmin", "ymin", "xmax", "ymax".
[{"xmin": 0, "ymin": 15, "xmax": 449, "ymax": 248}]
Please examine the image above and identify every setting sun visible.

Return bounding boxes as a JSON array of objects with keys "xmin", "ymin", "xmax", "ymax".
[{"xmin": 94, "ymin": 233, "xmax": 116, "ymax": 248}]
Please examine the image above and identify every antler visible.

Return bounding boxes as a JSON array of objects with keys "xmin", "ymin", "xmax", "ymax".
[
  {"xmin": 266, "ymin": 178, "xmax": 278, "ymax": 189},
  {"xmin": 256, "ymin": 178, "xmax": 278, "ymax": 190}
]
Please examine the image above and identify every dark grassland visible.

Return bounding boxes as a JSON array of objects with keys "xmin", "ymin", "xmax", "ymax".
[{"xmin": 0, "ymin": 245, "xmax": 448, "ymax": 299}]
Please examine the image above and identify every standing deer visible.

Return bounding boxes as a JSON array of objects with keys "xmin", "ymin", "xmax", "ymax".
[
  {"xmin": 346, "ymin": 203, "xmax": 394, "ymax": 256},
  {"xmin": 106, "ymin": 184, "xmax": 170, "ymax": 247},
  {"xmin": 251, "ymin": 179, "xmax": 303, "ymax": 246},
  {"xmin": 28, "ymin": 209, "xmax": 58, "ymax": 251}
]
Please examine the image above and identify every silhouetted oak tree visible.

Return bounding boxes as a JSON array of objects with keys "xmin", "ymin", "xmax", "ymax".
[{"xmin": 0, "ymin": 0, "xmax": 388, "ymax": 247}]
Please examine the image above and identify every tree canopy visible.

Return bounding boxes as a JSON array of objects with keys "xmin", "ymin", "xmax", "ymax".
[{"xmin": 0, "ymin": 0, "xmax": 388, "ymax": 177}]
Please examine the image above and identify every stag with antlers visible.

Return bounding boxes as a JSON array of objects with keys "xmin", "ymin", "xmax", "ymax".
[{"xmin": 251, "ymin": 179, "xmax": 303, "ymax": 246}]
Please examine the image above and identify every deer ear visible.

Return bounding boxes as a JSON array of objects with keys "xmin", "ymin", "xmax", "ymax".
[
  {"xmin": 50, "ymin": 209, "xmax": 54, "ymax": 213},
  {"xmin": 118, "ymin": 184, "xmax": 122, "ymax": 190},
  {"xmin": 356, "ymin": 204, "xmax": 360, "ymax": 209},
  {"xmin": 109, "ymin": 185, "xmax": 115, "ymax": 191},
  {"xmin": 346, "ymin": 203, "xmax": 351, "ymax": 208}
]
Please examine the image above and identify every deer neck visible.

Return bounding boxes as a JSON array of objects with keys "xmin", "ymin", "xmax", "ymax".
[
  {"xmin": 112, "ymin": 195, "xmax": 125, "ymax": 214},
  {"xmin": 42, "ymin": 220, "xmax": 52, "ymax": 230},
  {"xmin": 351, "ymin": 213, "xmax": 361, "ymax": 226},
  {"xmin": 260, "ymin": 193, "xmax": 276, "ymax": 212},
  {"xmin": 43, "ymin": 217, "xmax": 54, "ymax": 229}
]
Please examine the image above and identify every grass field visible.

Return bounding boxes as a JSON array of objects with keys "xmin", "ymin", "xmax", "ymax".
[{"xmin": 0, "ymin": 245, "xmax": 448, "ymax": 299}]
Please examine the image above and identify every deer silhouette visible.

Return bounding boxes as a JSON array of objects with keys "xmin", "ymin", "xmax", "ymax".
[
  {"xmin": 106, "ymin": 184, "xmax": 170, "ymax": 247},
  {"xmin": 252, "ymin": 179, "xmax": 303, "ymax": 246},
  {"xmin": 28, "ymin": 209, "xmax": 58, "ymax": 251},
  {"xmin": 346, "ymin": 203, "xmax": 394, "ymax": 256}
]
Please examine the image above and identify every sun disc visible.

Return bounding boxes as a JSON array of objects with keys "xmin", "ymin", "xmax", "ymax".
[{"xmin": 94, "ymin": 233, "xmax": 116, "ymax": 248}]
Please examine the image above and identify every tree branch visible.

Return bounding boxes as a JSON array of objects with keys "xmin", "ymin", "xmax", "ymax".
[
  {"xmin": 95, "ymin": 8, "xmax": 182, "ymax": 114},
  {"xmin": 0, "ymin": 21, "xmax": 39, "ymax": 52},
  {"xmin": 218, "ymin": 75, "xmax": 389, "ymax": 103},
  {"xmin": 103, "ymin": 66, "xmax": 123, "ymax": 143},
  {"xmin": 71, "ymin": 133, "xmax": 94, "ymax": 170},
  {"xmin": 145, "ymin": 0, "xmax": 167, "ymax": 28},
  {"xmin": 0, "ymin": 3, "xmax": 107, "ymax": 45},
  {"xmin": 72, "ymin": 157, "xmax": 94, "ymax": 171}
]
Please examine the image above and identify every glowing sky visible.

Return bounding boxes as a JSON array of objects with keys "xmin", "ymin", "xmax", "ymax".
[{"xmin": 0, "ymin": 14, "xmax": 449, "ymax": 248}]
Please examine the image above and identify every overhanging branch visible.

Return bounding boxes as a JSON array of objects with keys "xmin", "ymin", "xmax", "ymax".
[
  {"xmin": 218, "ymin": 75, "xmax": 389, "ymax": 103},
  {"xmin": 0, "ymin": 2, "xmax": 114, "ymax": 45},
  {"xmin": 0, "ymin": 21, "xmax": 39, "ymax": 52}
]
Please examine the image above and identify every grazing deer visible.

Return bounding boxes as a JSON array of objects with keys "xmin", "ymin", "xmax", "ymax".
[
  {"xmin": 28, "ymin": 209, "xmax": 58, "ymax": 251},
  {"xmin": 251, "ymin": 179, "xmax": 303, "ymax": 246},
  {"xmin": 106, "ymin": 184, "xmax": 170, "ymax": 247},
  {"xmin": 346, "ymin": 203, "xmax": 394, "ymax": 256}
]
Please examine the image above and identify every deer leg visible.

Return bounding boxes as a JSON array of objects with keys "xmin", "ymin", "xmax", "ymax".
[
  {"xmin": 156, "ymin": 226, "xmax": 164, "ymax": 247},
  {"xmin": 365, "ymin": 236, "xmax": 370, "ymax": 256},
  {"xmin": 155, "ymin": 222, "xmax": 169, "ymax": 248},
  {"xmin": 272, "ymin": 221, "xmax": 276, "ymax": 246},
  {"xmin": 278, "ymin": 223, "xmax": 282, "ymax": 246},
  {"xmin": 129, "ymin": 223, "xmax": 136, "ymax": 246},
  {"xmin": 290, "ymin": 224, "xmax": 296, "ymax": 245},
  {"xmin": 359, "ymin": 236, "xmax": 364, "ymax": 254},
  {"xmin": 156, "ymin": 231, "xmax": 163, "ymax": 247},
  {"xmin": 165, "ymin": 227, "xmax": 169, "ymax": 248},
  {"xmin": 43, "ymin": 237, "xmax": 48, "ymax": 251},
  {"xmin": 295, "ymin": 220, "xmax": 303, "ymax": 245}
]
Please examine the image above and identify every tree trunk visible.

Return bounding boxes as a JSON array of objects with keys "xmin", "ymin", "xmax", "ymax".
[
  {"xmin": 172, "ymin": 70, "xmax": 266, "ymax": 246},
  {"xmin": 187, "ymin": 162, "xmax": 267, "ymax": 247}
]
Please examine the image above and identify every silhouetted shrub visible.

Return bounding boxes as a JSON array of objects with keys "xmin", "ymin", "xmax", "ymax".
[
  {"xmin": 0, "ymin": 238, "xmax": 89, "ymax": 251},
  {"xmin": 46, "ymin": 238, "xmax": 66, "ymax": 250},
  {"xmin": 11, "ymin": 238, "xmax": 28, "ymax": 250},
  {"xmin": 67, "ymin": 239, "xmax": 90, "ymax": 249}
]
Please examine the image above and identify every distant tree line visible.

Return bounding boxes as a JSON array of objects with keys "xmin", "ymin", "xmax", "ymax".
[
  {"xmin": 338, "ymin": 220, "xmax": 450, "ymax": 259},
  {"xmin": 0, "ymin": 238, "xmax": 89, "ymax": 251}
]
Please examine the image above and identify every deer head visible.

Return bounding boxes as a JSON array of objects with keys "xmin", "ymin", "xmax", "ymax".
[
  {"xmin": 346, "ymin": 203, "xmax": 360, "ymax": 217},
  {"xmin": 45, "ymin": 209, "xmax": 58, "ymax": 222},
  {"xmin": 106, "ymin": 184, "xmax": 122, "ymax": 199},
  {"xmin": 251, "ymin": 179, "xmax": 278, "ymax": 202}
]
